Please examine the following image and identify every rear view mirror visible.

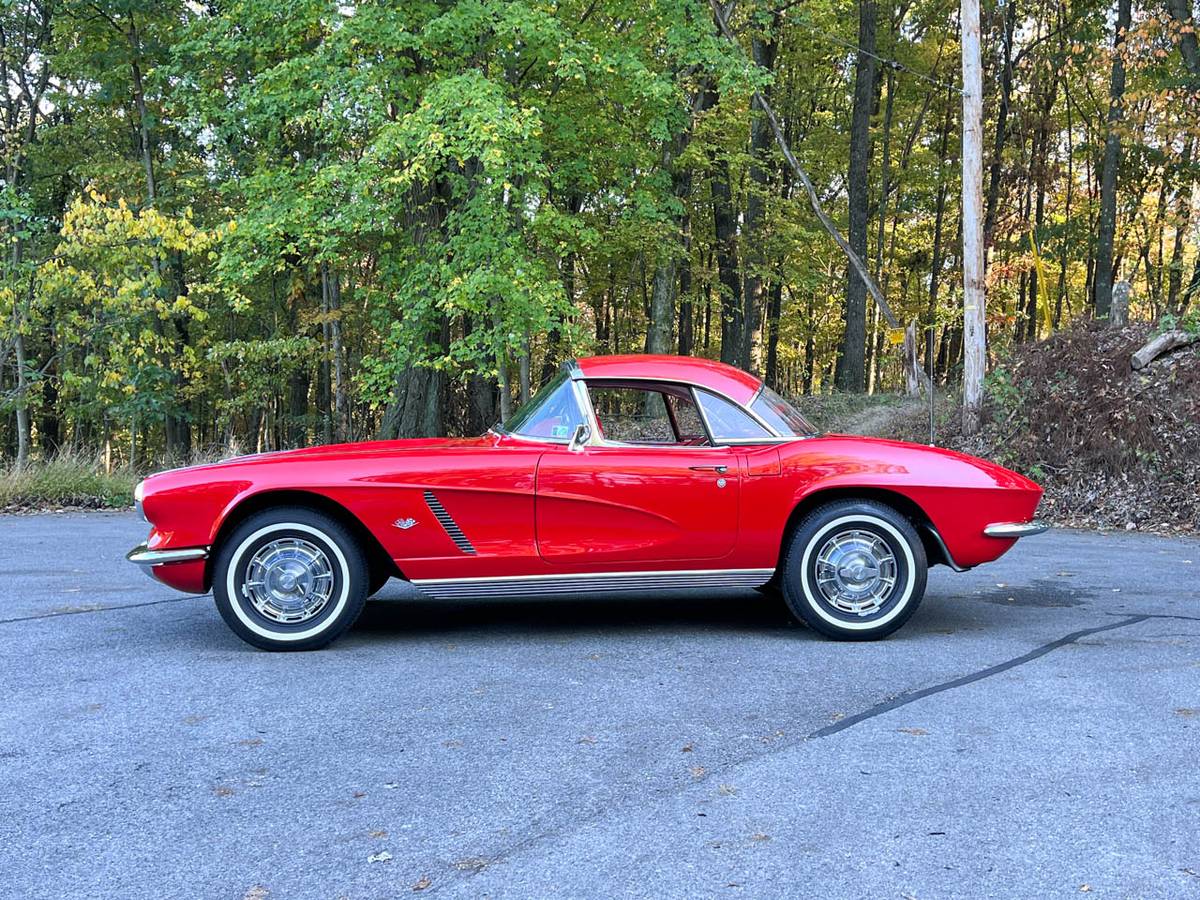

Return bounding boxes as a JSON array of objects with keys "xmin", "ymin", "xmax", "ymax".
[{"xmin": 568, "ymin": 422, "xmax": 591, "ymax": 452}]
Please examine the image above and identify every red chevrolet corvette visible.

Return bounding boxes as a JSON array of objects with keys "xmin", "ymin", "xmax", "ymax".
[{"xmin": 129, "ymin": 354, "xmax": 1045, "ymax": 650}]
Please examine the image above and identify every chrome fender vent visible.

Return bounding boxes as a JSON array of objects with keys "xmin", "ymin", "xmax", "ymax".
[{"xmin": 423, "ymin": 491, "xmax": 476, "ymax": 555}]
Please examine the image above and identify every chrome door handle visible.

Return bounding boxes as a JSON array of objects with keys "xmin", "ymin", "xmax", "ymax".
[{"xmin": 689, "ymin": 465, "xmax": 728, "ymax": 473}]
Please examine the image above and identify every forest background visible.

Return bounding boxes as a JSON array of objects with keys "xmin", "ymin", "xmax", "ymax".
[{"xmin": 1, "ymin": 0, "xmax": 1197, "ymax": 510}]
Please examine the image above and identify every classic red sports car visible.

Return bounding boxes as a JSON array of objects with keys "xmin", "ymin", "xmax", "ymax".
[{"xmin": 129, "ymin": 354, "xmax": 1045, "ymax": 650}]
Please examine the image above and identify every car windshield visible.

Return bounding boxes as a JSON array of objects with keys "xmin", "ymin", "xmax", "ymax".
[
  {"xmin": 497, "ymin": 370, "xmax": 586, "ymax": 441},
  {"xmin": 750, "ymin": 385, "xmax": 818, "ymax": 436}
]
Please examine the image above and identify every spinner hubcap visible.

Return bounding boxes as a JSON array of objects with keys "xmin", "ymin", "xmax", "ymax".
[
  {"xmin": 242, "ymin": 537, "xmax": 335, "ymax": 624},
  {"xmin": 814, "ymin": 528, "xmax": 899, "ymax": 616}
]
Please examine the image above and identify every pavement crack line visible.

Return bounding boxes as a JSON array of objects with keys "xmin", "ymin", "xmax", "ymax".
[
  {"xmin": 808, "ymin": 614, "xmax": 1152, "ymax": 740},
  {"xmin": 427, "ymin": 614, "xmax": 1158, "ymax": 893},
  {"xmin": 0, "ymin": 594, "xmax": 202, "ymax": 625}
]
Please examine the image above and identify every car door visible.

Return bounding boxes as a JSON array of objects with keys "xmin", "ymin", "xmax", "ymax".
[{"xmin": 535, "ymin": 382, "xmax": 739, "ymax": 565}]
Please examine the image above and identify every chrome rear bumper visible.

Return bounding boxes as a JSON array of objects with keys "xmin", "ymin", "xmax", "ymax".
[
  {"xmin": 126, "ymin": 543, "xmax": 209, "ymax": 566},
  {"xmin": 983, "ymin": 521, "xmax": 1049, "ymax": 539}
]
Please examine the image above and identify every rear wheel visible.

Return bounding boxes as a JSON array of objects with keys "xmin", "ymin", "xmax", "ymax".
[
  {"xmin": 213, "ymin": 507, "xmax": 368, "ymax": 651},
  {"xmin": 780, "ymin": 500, "xmax": 926, "ymax": 640}
]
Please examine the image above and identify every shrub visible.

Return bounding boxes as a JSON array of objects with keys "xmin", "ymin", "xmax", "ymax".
[{"xmin": 0, "ymin": 452, "xmax": 137, "ymax": 510}]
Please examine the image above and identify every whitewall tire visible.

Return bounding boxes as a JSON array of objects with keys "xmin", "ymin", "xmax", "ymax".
[
  {"xmin": 213, "ymin": 507, "xmax": 369, "ymax": 651},
  {"xmin": 780, "ymin": 500, "xmax": 927, "ymax": 640}
]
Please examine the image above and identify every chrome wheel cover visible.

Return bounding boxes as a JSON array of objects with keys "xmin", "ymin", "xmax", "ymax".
[
  {"xmin": 242, "ymin": 537, "xmax": 335, "ymax": 624},
  {"xmin": 813, "ymin": 528, "xmax": 899, "ymax": 616}
]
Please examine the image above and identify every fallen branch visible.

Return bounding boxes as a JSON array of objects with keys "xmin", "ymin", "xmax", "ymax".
[
  {"xmin": 1130, "ymin": 329, "xmax": 1200, "ymax": 370},
  {"xmin": 708, "ymin": 0, "xmax": 899, "ymax": 329}
]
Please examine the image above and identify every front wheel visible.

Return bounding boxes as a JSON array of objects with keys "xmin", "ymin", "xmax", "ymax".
[
  {"xmin": 780, "ymin": 500, "xmax": 927, "ymax": 640},
  {"xmin": 213, "ymin": 507, "xmax": 369, "ymax": 651}
]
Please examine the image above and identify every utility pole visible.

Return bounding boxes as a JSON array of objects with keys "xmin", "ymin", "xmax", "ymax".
[{"xmin": 960, "ymin": 0, "xmax": 985, "ymax": 434}]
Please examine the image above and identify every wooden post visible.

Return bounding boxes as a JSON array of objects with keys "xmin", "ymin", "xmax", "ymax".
[{"xmin": 961, "ymin": 0, "xmax": 986, "ymax": 434}]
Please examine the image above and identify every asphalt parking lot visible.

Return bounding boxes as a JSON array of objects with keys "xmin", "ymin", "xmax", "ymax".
[{"xmin": 2, "ymin": 511, "xmax": 1199, "ymax": 899}]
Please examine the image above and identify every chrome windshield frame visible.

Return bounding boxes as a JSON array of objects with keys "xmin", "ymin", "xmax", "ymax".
[{"xmin": 492, "ymin": 359, "xmax": 815, "ymax": 449}]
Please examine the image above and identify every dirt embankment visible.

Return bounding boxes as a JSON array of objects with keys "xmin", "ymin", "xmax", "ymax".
[{"xmin": 797, "ymin": 322, "xmax": 1199, "ymax": 534}]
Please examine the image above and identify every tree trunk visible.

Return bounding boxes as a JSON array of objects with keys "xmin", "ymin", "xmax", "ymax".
[
  {"xmin": 1026, "ymin": 70, "xmax": 1059, "ymax": 342},
  {"xmin": 1167, "ymin": 0, "xmax": 1200, "ymax": 76},
  {"xmin": 983, "ymin": 0, "xmax": 1018, "ymax": 251},
  {"xmin": 835, "ymin": 0, "xmax": 877, "ymax": 393},
  {"xmin": 765, "ymin": 277, "xmax": 783, "ymax": 388},
  {"xmin": 874, "ymin": 69, "xmax": 896, "ymax": 282},
  {"xmin": 13, "ymin": 308, "xmax": 30, "ymax": 469},
  {"xmin": 320, "ymin": 265, "xmax": 333, "ymax": 444},
  {"xmin": 1183, "ymin": 256, "xmax": 1200, "ymax": 313},
  {"xmin": 647, "ymin": 148, "xmax": 677, "ymax": 360},
  {"xmin": 541, "ymin": 193, "xmax": 583, "ymax": 385},
  {"xmin": 494, "ymin": 302, "xmax": 513, "ymax": 424},
  {"xmin": 288, "ymin": 369, "xmax": 308, "ymax": 447},
  {"xmin": 1161, "ymin": 0, "xmax": 1200, "ymax": 314},
  {"xmin": 1094, "ymin": 0, "xmax": 1132, "ymax": 319},
  {"xmin": 1166, "ymin": 141, "xmax": 1194, "ymax": 312},
  {"xmin": 678, "ymin": 212, "xmax": 695, "ymax": 356},
  {"xmin": 379, "ymin": 365, "xmax": 445, "ymax": 438},
  {"xmin": 803, "ymin": 290, "xmax": 816, "ymax": 393},
  {"xmin": 740, "ymin": 28, "xmax": 779, "ymax": 372},
  {"xmin": 518, "ymin": 333, "xmax": 531, "ymax": 404},
  {"xmin": 1056, "ymin": 73, "xmax": 1075, "ymax": 328},
  {"xmin": 703, "ymin": 261, "xmax": 713, "ymax": 352},
  {"xmin": 129, "ymin": 33, "xmax": 157, "ymax": 205},
  {"xmin": 710, "ymin": 153, "xmax": 743, "ymax": 366},
  {"xmin": 468, "ymin": 371, "xmax": 499, "ymax": 434},
  {"xmin": 330, "ymin": 270, "xmax": 348, "ymax": 441},
  {"xmin": 38, "ymin": 355, "xmax": 60, "ymax": 455},
  {"xmin": 928, "ymin": 86, "xmax": 953, "ymax": 341}
]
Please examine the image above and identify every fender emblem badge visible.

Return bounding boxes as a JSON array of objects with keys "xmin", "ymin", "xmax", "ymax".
[{"xmin": 393, "ymin": 517, "xmax": 418, "ymax": 530}]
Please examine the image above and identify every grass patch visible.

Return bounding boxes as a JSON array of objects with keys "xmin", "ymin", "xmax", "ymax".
[{"xmin": 0, "ymin": 453, "xmax": 137, "ymax": 511}]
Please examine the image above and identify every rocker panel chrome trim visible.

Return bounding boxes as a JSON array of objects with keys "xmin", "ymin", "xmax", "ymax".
[{"xmin": 411, "ymin": 568, "xmax": 774, "ymax": 599}]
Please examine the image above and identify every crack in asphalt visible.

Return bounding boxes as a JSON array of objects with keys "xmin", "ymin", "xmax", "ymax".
[
  {"xmin": 807, "ymin": 615, "xmax": 1152, "ymax": 740},
  {"xmin": 0, "ymin": 594, "xmax": 202, "ymax": 625},
  {"xmin": 428, "ymin": 613, "xmax": 1163, "ymax": 893}
]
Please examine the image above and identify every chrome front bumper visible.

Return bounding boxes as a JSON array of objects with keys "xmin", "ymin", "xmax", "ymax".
[
  {"xmin": 983, "ymin": 521, "xmax": 1049, "ymax": 539},
  {"xmin": 126, "ymin": 543, "xmax": 209, "ymax": 566}
]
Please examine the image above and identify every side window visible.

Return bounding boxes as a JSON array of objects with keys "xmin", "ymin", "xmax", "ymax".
[
  {"xmin": 695, "ymin": 390, "xmax": 773, "ymax": 442},
  {"xmin": 666, "ymin": 394, "xmax": 708, "ymax": 445},
  {"xmin": 750, "ymin": 385, "xmax": 816, "ymax": 436},
  {"xmin": 587, "ymin": 384, "xmax": 708, "ymax": 445},
  {"xmin": 508, "ymin": 374, "xmax": 585, "ymax": 441}
]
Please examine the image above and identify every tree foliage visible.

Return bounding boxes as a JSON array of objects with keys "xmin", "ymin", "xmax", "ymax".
[{"xmin": 0, "ymin": 0, "xmax": 1196, "ymax": 463}]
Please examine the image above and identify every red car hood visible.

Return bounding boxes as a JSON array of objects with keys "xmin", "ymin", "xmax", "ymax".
[{"xmin": 159, "ymin": 435, "xmax": 496, "ymax": 477}]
